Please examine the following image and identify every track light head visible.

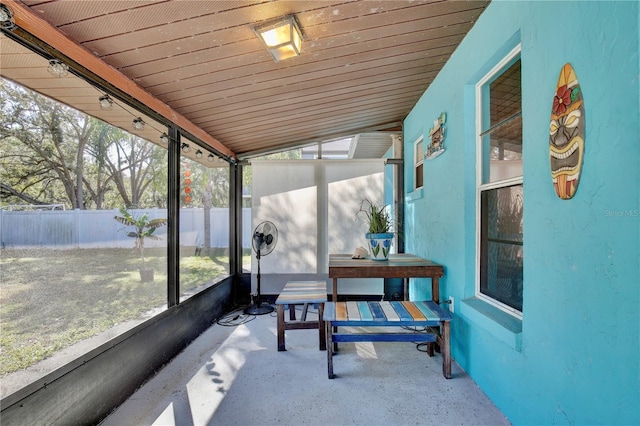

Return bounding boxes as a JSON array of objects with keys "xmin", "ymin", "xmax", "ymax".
[
  {"xmin": 0, "ymin": 4, "xmax": 16, "ymax": 31},
  {"xmin": 47, "ymin": 59, "xmax": 69, "ymax": 77},
  {"xmin": 132, "ymin": 117, "xmax": 145, "ymax": 130},
  {"xmin": 99, "ymin": 94, "xmax": 113, "ymax": 110}
]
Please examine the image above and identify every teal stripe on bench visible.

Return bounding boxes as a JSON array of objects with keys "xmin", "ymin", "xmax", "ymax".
[
  {"xmin": 357, "ymin": 301, "xmax": 373, "ymax": 320},
  {"xmin": 414, "ymin": 300, "xmax": 443, "ymax": 321}
]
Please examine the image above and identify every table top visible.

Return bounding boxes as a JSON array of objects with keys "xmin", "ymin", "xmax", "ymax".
[
  {"xmin": 275, "ymin": 281, "xmax": 328, "ymax": 305},
  {"xmin": 328, "ymin": 253, "xmax": 443, "ymax": 279}
]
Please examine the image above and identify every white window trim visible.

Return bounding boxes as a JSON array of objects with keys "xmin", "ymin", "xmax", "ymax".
[
  {"xmin": 414, "ymin": 135, "xmax": 424, "ymax": 190},
  {"xmin": 474, "ymin": 43, "xmax": 523, "ymax": 319}
]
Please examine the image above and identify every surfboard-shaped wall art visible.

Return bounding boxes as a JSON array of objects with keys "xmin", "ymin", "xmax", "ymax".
[{"xmin": 549, "ymin": 63, "xmax": 584, "ymax": 200}]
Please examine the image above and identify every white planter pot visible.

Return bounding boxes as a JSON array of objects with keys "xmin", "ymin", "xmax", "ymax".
[{"xmin": 365, "ymin": 232, "xmax": 394, "ymax": 261}]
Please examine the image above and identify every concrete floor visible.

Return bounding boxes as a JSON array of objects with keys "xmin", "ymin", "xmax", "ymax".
[{"xmin": 101, "ymin": 307, "xmax": 510, "ymax": 426}]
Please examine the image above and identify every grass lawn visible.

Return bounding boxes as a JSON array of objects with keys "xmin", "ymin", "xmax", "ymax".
[{"xmin": 0, "ymin": 247, "xmax": 247, "ymax": 375}]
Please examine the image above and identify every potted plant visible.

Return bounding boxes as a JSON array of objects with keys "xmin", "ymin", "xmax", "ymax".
[
  {"xmin": 114, "ymin": 207, "xmax": 167, "ymax": 282},
  {"xmin": 357, "ymin": 198, "xmax": 395, "ymax": 261}
]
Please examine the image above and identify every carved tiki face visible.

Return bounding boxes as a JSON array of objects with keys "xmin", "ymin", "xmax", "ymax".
[{"xmin": 549, "ymin": 63, "xmax": 585, "ymax": 199}]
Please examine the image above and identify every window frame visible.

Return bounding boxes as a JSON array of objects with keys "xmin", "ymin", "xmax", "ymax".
[
  {"xmin": 475, "ymin": 44, "xmax": 523, "ymax": 318},
  {"xmin": 414, "ymin": 136, "xmax": 424, "ymax": 190}
]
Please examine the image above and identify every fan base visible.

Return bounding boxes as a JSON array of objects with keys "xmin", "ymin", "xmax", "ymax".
[{"xmin": 244, "ymin": 303, "xmax": 274, "ymax": 315}]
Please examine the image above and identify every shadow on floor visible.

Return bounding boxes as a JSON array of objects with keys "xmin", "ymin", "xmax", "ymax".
[{"xmin": 101, "ymin": 307, "xmax": 510, "ymax": 426}]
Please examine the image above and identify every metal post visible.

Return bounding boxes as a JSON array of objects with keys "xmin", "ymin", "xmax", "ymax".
[{"xmin": 167, "ymin": 126, "xmax": 180, "ymax": 307}]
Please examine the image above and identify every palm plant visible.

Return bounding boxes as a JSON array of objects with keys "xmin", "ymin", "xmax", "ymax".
[{"xmin": 114, "ymin": 207, "xmax": 167, "ymax": 275}]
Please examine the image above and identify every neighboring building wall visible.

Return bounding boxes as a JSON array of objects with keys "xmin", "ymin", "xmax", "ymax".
[{"xmin": 403, "ymin": 2, "xmax": 639, "ymax": 425}]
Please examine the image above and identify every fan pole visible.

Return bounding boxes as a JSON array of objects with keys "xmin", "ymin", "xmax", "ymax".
[{"xmin": 244, "ymin": 248, "xmax": 274, "ymax": 315}]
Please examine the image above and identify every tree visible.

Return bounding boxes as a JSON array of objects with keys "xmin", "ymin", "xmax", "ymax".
[
  {"xmin": 86, "ymin": 127, "xmax": 167, "ymax": 209},
  {"xmin": 0, "ymin": 78, "xmax": 168, "ymax": 210}
]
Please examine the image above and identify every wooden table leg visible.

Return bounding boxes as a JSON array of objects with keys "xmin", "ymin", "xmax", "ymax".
[
  {"xmin": 432, "ymin": 276, "xmax": 440, "ymax": 304},
  {"xmin": 289, "ymin": 304, "xmax": 296, "ymax": 321},
  {"xmin": 430, "ymin": 276, "xmax": 441, "ymax": 356},
  {"xmin": 319, "ymin": 302, "xmax": 326, "ymax": 351},
  {"xmin": 326, "ymin": 320, "xmax": 334, "ymax": 379},
  {"xmin": 277, "ymin": 304, "xmax": 286, "ymax": 351},
  {"xmin": 332, "ymin": 277, "xmax": 338, "ymax": 302},
  {"xmin": 403, "ymin": 277, "xmax": 409, "ymax": 301},
  {"xmin": 332, "ymin": 277, "xmax": 338, "ymax": 351}
]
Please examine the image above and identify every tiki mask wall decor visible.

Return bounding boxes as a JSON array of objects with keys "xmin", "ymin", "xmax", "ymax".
[{"xmin": 549, "ymin": 63, "xmax": 584, "ymax": 199}]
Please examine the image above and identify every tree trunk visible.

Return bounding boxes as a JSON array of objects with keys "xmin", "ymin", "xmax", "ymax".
[{"xmin": 203, "ymin": 174, "xmax": 212, "ymax": 254}]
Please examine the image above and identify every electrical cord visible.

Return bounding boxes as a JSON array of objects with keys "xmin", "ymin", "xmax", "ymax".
[{"xmin": 216, "ymin": 307, "xmax": 256, "ymax": 327}]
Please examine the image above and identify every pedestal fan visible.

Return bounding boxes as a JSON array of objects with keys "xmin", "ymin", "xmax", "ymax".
[{"xmin": 244, "ymin": 220, "xmax": 278, "ymax": 315}]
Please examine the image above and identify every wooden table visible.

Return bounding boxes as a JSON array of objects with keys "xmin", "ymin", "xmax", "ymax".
[{"xmin": 328, "ymin": 253, "xmax": 444, "ymax": 302}]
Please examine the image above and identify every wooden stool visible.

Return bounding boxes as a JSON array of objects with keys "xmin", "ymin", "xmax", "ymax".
[{"xmin": 275, "ymin": 281, "xmax": 327, "ymax": 351}]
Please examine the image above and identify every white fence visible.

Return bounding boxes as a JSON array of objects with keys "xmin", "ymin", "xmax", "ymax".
[{"xmin": 0, "ymin": 208, "xmax": 252, "ymax": 249}]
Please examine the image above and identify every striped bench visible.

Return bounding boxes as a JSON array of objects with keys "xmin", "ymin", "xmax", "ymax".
[
  {"xmin": 275, "ymin": 281, "xmax": 327, "ymax": 352},
  {"xmin": 324, "ymin": 301, "xmax": 452, "ymax": 379}
]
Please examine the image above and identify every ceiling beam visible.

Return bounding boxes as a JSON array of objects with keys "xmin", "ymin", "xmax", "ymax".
[{"xmin": 3, "ymin": 0, "xmax": 236, "ymax": 161}]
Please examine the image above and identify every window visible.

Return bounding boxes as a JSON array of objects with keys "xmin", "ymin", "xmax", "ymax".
[
  {"xmin": 476, "ymin": 46, "xmax": 523, "ymax": 316},
  {"xmin": 414, "ymin": 136, "xmax": 424, "ymax": 190},
  {"xmin": 0, "ymin": 78, "xmax": 169, "ymax": 394},
  {"xmin": 179, "ymin": 143, "xmax": 232, "ymax": 301},
  {"xmin": 0, "ymin": 76, "xmax": 237, "ymax": 397}
]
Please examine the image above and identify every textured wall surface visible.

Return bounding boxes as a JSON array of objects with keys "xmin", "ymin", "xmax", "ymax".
[{"xmin": 403, "ymin": 1, "xmax": 639, "ymax": 424}]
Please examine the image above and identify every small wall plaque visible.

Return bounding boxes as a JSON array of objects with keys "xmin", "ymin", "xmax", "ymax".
[{"xmin": 425, "ymin": 112, "xmax": 446, "ymax": 159}]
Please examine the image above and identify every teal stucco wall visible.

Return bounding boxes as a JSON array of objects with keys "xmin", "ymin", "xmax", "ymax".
[{"xmin": 403, "ymin": 1, "xmax": 639, "ymax": 424}]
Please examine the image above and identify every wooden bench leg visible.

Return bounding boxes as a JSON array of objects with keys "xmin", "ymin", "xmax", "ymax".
[
  {"xmin": 326, "ymin": 320, "xmax": 334, "ymax": 379},
  {"xmin": 277, "ymin": 305, "xmax": 286, "ymax": 351},
  {"xmin": 441, "ymin": 320, "xmax": 451, "ymax": 379}
]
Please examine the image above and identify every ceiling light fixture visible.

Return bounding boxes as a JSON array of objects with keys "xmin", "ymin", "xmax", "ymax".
[
  {"xmin": 132, "ymin": 117, "xmax": 145, "ymax": 130},
  {"xmin": 181, "ymin": 143, "xmax": 190, "ymax": 153},
  {"xmin": 160, "ymin": 133, "xmax": 169, "ymax": 144},
  {"xmin": 0, "ymin": 4, "xmax": 16, "ymax": 31},
  {"xmin": 47, "ymin": 59, "xmax": 69, "ymax": 77},
  {"xmin": 98, "ymin": 94, "xmax": 113, "ymax": 110},
  {"xmin": 253, "ymin": 15, "xmax": 303, "ymax": 62},
  {"xmin": 195, "ymin": 150, "xmax": 203, "ymax": 158}
]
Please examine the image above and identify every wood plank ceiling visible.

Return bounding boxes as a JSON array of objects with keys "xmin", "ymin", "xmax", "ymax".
[{"xmin": 1, "ymin": 0, "xmax": 489, "ymax": 160}]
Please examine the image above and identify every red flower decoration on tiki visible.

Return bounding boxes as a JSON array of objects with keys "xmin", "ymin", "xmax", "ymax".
[{"xmin": 553, "ymin": 85, "xmax": 571, "ymax": 115}]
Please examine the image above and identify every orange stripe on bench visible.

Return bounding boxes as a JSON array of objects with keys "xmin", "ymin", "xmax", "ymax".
[
  {"xmin": 336, "ymin": 302, "xmax": 348, "ymax": 320},
  {"xmin": 401, "ymin": 301, "xmax": 426, "ymax": 321}
]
